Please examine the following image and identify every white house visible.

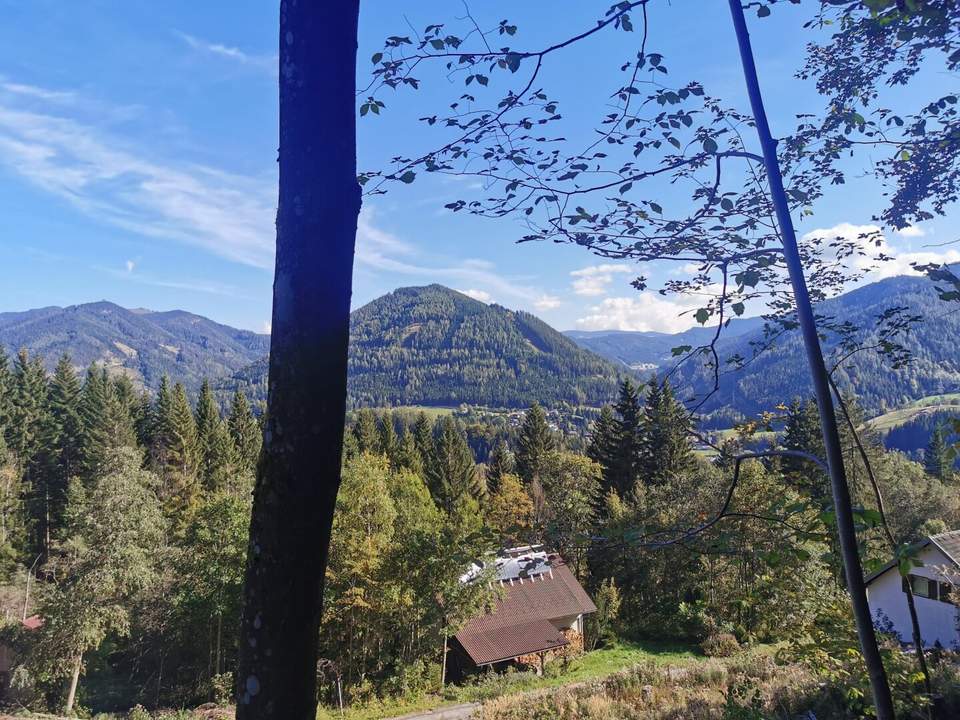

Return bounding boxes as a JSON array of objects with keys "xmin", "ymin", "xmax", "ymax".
[{"xmin": 866, "ymin": 530, "xmax": 959, "ymax": 648}]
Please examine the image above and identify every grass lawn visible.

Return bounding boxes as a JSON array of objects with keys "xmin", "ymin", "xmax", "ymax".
[{"xmin": 315, "ymin": 639, "xmax": 701, "ymax": 720}]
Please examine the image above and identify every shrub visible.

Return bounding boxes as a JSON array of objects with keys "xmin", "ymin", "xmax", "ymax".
[
  {"xmin": 701, "ymin": 633, "xmax": 740, "ymax": 658},
  {"xmin": 128, "ymin": 705, "xmax": 151, "ymax": 720},
  {"xmin": 209, "ymin": 672, "xmax": 233, "ymax": 706}
]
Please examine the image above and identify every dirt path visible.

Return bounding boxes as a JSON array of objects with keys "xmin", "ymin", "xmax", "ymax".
[{"xmin": 386, "ymin": 702, "xmax": 480, "ymax": 720}]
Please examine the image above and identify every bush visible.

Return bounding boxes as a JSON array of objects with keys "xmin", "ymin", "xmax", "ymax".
[
  {"xmin": 209, "ymin": 672, "xmax": 233, "ymax": 706},
  {"xmin": 128, "ymin": 705, "xmax": 151, "ymax": 720},
  {"xmin": 701, "ymin": 633, "xmax": 741, "ymax": 658}
]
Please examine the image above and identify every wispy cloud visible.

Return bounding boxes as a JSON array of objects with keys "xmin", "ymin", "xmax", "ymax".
[
  {"xmin": 175, "ymin": 31, "xmax": 277, "ymax": 73},
  {"xmin": 94, "ymin": 263, "xmax": 243, "ymax": 297},
  {"xmin": 460, "ymin": 288, "xmax": 492, "ymax": 303},
  {"xmin": 570, "ymin": 263, "xmax": 634, "ymax": 296},
  {"xmin": 896, "ymin": 226, "xmax": 926, "ymax": 238},
  {"xmin": 1, "ymin": 81, "xmax": 75, "ymax": 103},
  {"xmin": 576, "ymin": 293, "xmax": 705, "ymax": 333},
  {"xmin": 0, "ymin": 93, "xmax": 277, "ymax": 269}
]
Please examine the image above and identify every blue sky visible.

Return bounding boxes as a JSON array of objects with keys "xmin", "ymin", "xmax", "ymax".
[{"xmin": 0, "ymin": 1, "xmax": 955, "ymax": 333}]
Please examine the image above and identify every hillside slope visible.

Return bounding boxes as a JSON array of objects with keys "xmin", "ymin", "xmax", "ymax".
[
  {"xmin": 0, "ymin": 301, "xmax": 269, "ymax": 392},
  {"xmin": 225, "ymin": 285, "xmax": 625, "ymax": 409}
]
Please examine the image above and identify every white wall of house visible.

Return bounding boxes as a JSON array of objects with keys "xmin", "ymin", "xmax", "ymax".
[{"xmin": 867, "ymin": 544, "xmax": 959, "ymax": 648}]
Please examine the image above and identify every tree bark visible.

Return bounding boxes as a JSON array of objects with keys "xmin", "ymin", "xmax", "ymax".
[
  {"xmin": 64, "ymin": 652, "xmax": 82, "ymax": 715},
  {"xmin": 236, "ymin": 2, "xmax": 361, "ymax": 719},
  {"xmin": 727, "ymin": 4, "xmax": 896, "ymax": 719}
]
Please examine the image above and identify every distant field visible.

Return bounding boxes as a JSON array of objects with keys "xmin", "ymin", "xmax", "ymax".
[{"xmin": 867, "ymin": 393, "xmax": 960, "ymax": 432}]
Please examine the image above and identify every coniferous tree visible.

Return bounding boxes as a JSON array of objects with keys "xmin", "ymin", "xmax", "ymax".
[
  {"xmin": 0, "ymin": 349, "xmax": 13, "ymax": 439},
  {"xmin": 352, "ymin": 408, "xmax": 380, "ymax": 455},
  {"xmin": 32, "ymin": 355, "xmax": 83, "ymax": 554},
  {"xmin": 609, "ymin": 380, "xmax": 643, "ymax": 497},
  {"xmin": 783, "ymin": 398, "xmax": 827, "ymax": 497},
  {"xmin": 485, "ymin": 440, "xmax": 515, "ymax": 495},
  {"xmin": 228, "ymin": 389, "xmax": 261, "ymax": 474},
  {"xmin": 195, "ymin": 379, "xmax": 237, "ymax": 490},
  {"xmin": 425, "ymin": 416, "xmax": 479, "ymax": 513},
  {"xmin": 587, "ymin": 405, "xmax": 620, "ymax": 496},
  {"xmin": 413, "ymin": 412, "xmax": 434, "ymax": 469},
  {"xmin": 379, "ymin": 411, "xmax": 398, "ymax": 466},
  {"xmin": 9, "ymin": 349, "xmax": 47, "ymax": 470},
  {"xmin": 516, "ymin": 402, "xmax": 555, "ymax": 484},
  {"xmin": 638, "ymin": 378, "xmax": 693, "ymax": 487},
  {"xmin": 395, "ymin": 426, "xmax": 423, "ymax": 475},
  {"xmin": 925, "ymin": 423, "xmax": 953, "ymax": 480},
  {"xmin": 153, "ymin": 382, "xmax": 200, "ymax": 522},
  {"xmin": 78, "ymin": 367, "xmax": 139, "ymax": 483}
]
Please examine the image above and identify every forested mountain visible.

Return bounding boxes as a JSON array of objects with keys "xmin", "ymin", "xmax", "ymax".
[
  {"xmin": 565, "ymin": 276, "xmax": 960, "ymax": 421},
  {"xmin": 225, "ymin": 285, "xmax": 625, "ymax": 408},
  {"xmin": 0, "ymin": 301, "xmax": 269, "ymax": 393},
  {"xmin": 566, "ymin": 318, "xmax": 765, "ymax": 370}
]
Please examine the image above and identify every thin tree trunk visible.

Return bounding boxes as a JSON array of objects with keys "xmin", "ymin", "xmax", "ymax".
[
  {"xmin": 727, "ymin": 4, "xmax": 895, "ymax": 719},
  {"xmin": 64, "ymin": 653, "xmax": 82, "ymax": 715},
  {"xmin": 236, "ymin": 2, "xmax": 361, "ymax": 719},
  {"xmin": 440, "ymin": 633, "xmax": 448, "ymax": 687},
  {"xmin": 216, "ymin": 612, "xmax": 223, "ymax": 677}
]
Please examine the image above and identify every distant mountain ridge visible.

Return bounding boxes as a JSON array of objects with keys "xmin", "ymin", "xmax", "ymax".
[
  {"xmin": 0, "ymin": 301, "xmax": 269, "ymax": 393},
  {"xmin": 224, "ymin": 285, "xmax": 626, "ymax": 408}
]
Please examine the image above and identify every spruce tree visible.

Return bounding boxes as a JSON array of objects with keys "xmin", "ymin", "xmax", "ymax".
[
  {"xmin": 587, "ymin": 406, "xmax": 619, "ymax": 496},
  {"xmin": 782, "ymin": 398, "xmax": 827, "ymax": 497},
  {"xmin": 352, "ymin": 408, "xmax": 380, "ymax": 454},
  {"xmin": 638, "ymin": 378, "xmax": 693, "ymax": 487},
  {"xmin": 925, "ymin": 423, "xmax": 953, "ymax": 480},
  {"xmin": 78, "ymin": 367, "xmax": 138, "ymax": 482},
  {"xmin": 610, "ymin": 380, "xmax": 643, "ymax": 497},
  {"xmin": 425, "ymin": 416, "xmax": 479, "ymax": 513},
  {"xmin": 32, "ymin": 355, "xmax": 82, "ymax": 554},
  {"xmin": 516, "ymin": 402, "xmax": 555, "ymax": 484},
  {"xmin": 154, "ymin": 382, "xmax": 200, "ymax": 522},
  {"xmin": 379, "ymin": 411, "xmax": 398, "ymax": 465},
  {"xmin": 195, "ymin": 379, "xmax": 236, "ymax": 490},
  {"xmin": 485, "ymin": 440, "xmax": 515, "ymax": 495},
  {"xmin": 0, "ymin": 348, "xmax": 12, "ymax": 438},
  {"xmin": 413, "ymin": 412, "xmax": 434, "ymax": 470},
  {"xmin": 228, "ymin": 389, "xmax": 261, "ymax": 474},
  {"xmin": 9, "ymin": 349, "xmax": 47, "ymax": 468},
  {"xmin": 395, "ymin": 426, "xmax": 423, "ymax": 475}
]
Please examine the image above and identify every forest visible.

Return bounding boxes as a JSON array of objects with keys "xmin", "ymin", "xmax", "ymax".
[{"xmin": 0, "ymin": 344, "xmax": 957, "ymax": 718}]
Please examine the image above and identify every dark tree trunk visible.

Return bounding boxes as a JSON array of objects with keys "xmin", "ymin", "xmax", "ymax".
[
  {"xmin": 727, "ymin": 3, "xmax": 896, "ymax": 719},
  {"xmin": 236, "ymin": 2, "xmax": 361, "ymax": 718}
]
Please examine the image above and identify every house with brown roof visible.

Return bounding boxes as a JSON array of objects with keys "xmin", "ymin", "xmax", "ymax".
[
  {"xmin": 450, "ymin": 546, "xmax": 596, "ymax": 674},
  {"xmin": 866, "ymin": 530, "xmax": 959, "ymax": 648}
]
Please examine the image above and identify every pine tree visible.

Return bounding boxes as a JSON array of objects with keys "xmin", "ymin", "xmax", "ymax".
[
  {"xmin": 638, "ymin": 378, "xmax": 693, "ymax": 487},
  {"xmin": 609, "ymin": 380, "xmax": 643, "ymax": 497},
  {"xmin": 228, "ymin": 390, "xmax": 261, "ymax": 474},
  {"xmin": 516, "ymin": 402, "xmax": 555, "ymax": 484},
  {"xmin": 782, "ymin": 398, "xmax": 827, "ymax": 497},
  {"xmin": 925, "ymin": 422, "xmax": 953, "ymax": 480},
  {"xmin": 352, "ymin": 408, "xmax": 380, "ymax": 454},
  {"xmin": 425, "ymin": 416, "xmax": 479, "ymax": 513},
  {"xmin": 485, "ymin": 440, "xmax": 515, "ymax": 495},
  {"xmin": 153, "ymin": 382, "xmax": 200, "ymax": 522},
  {"xmin": 0, "ymin": 348, "xmax": 12, "ymax": 437}
]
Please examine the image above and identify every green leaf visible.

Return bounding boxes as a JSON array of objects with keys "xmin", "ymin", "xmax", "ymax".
[
  {"xmin": 703, "ymin": 137, "xmax": 718, "ymax": 154},
  {"xmin": 399, "ymin": 171, "xmax": 416, "ymax": 184},
  {"xmin": 757, "ymin": 5, "xmax": 771, "ymax": 17},
  {"xmin": 619, "ymin": 182, "xmax": 633, "ymax": 194},
  {"xmin": 731, "ymin": 302, "xmax": 745, "ymax": 316},
  {"xmin": 695, "ymin": 308, "xmax": 710, "ymax": 325},
  {"xmin": 371, "ymin": 52, "xmax": 383, "ymax": 64}
]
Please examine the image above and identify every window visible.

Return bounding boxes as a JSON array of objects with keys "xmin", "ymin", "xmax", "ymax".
[{"xmin": 902, "ymin": 574, "xmax": 959, "ymax": 605}]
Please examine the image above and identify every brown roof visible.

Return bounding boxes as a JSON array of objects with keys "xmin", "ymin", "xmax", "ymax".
[{"xmin": 455, "ymin": 554, "xmax": 596, "ymax": 666}]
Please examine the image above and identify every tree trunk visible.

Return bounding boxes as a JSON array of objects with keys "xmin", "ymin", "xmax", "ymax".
[
  {"xmin": 215, "ymin": 612, "xmax": 223, "ymax": 677},
  {"xmin": 440, "ymin": 633, "xmax": 448, "ymax": 687},
  {"xmin": 235, "ymin": 2, "xmax": 361, "ymax": 719},
  {"xmin": 726, "ymin": 4, "xmax": 896, "ymax": 719},
  {"xmin": 64, "ymin": 653, "xmax": 82, "ymax": 715}
]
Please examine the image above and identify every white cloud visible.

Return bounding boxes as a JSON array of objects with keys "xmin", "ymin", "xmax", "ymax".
[
  {"xmin": 569, "ymin": 263, "xmax": 634, "ymax": 296},
  {"xmin": 94, "ymin": 264, "xmax": 242, "ymax": 297},
  {"xmin": 0, "ymin": 81, "xmax": 75, "ymax": 103},
  {"xmin": 261, "ymin": 321, "xmax": 272, "ymax": 334},
  {"xmin": 125, "ymin": 259, "xmax": 136, "ymax": 273},
  {"xmin": 896, "ymin": 226, "xmax": 926, "ymax": 238},
  {"xmin": 460, "ymin": 288, "xmax": 492, "ymax": 303},
  {"xmin": 534, "ymin": 294, "xmax": 562, "ymax": 311},
  {"xmin": 802, "ymin": 222, "xmax": 960, "ymax": 281},
  {"xmin": 0, "ymin": 99, "xmax": 277, "ymax": 268},
  {"xmin": 175, "ymin": 31, "xmax": 277, "ymax": 72},
  {"xmin": 576, "ymin": 293, "xmax": 706, "ymax": 333}
]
